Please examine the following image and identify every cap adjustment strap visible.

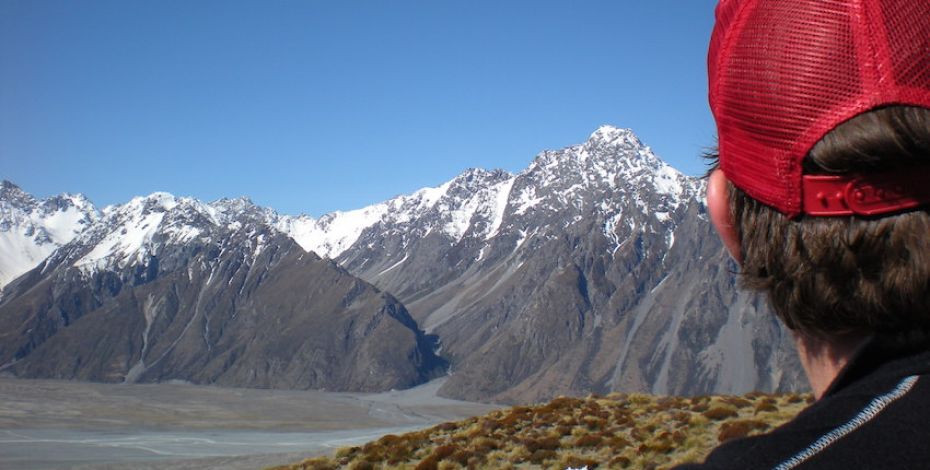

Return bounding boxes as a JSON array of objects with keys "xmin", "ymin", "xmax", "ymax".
[{"xmin": 802, "ymin": 169, "xmax": 930, "ymax": 216}]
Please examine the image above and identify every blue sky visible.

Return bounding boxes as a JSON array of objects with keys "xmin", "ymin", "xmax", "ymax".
[{"xmin": 1, "ymin": 0, "xmax": 718, "ymax": 216}]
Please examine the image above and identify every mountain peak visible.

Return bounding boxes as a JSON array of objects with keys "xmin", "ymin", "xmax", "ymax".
[
  {"xmin": 451, "ymin": 168, "xmax": 514, "ymax": 189},
  {"xmin": 588, "ymin": 125, "xmax": 643, "ymax": 148},
  {"xmin": 1, "ymin": 179, "xmax": 30, "ymax": 198},
  {"xmin": 0, "ymin": 181, "xmax": 99, "ymax": 288},
  {"xmin": 211, "ymin": 196, "xmax": 259, "ymax": 213},
  {"xmin": 210, "ymin": 196, "xmax": 278, "ymax": 226},
  {"xmin": 126, "ymin": 192, "xmax": 180, "ymax": 213}
]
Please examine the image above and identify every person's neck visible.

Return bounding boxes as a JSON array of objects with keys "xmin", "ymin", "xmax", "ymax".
[{"xmin": 794, "ymin": 332, "xmax": 869, "ymax": 399}]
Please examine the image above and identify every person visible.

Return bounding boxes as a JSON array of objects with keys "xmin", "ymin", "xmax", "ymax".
[{"xmin": 674, "ymin": 0, "xmax": 930, "ymax": 468}]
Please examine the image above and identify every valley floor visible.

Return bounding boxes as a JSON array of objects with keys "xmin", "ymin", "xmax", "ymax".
[{"xmin": 0, "ymin": 377, "xmax": 499, "ymax": 470}]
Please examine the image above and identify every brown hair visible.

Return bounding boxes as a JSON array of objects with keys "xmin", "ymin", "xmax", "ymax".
[{"xmin": 726, "ymin": 106, "xmax": 930, "ymax": 338}]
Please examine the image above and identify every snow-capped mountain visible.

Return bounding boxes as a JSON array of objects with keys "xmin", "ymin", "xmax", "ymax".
[
  {"xmin": 278, "ymin": 126, "xmax": 697, "ymax": 263},
  {"xmin": 0, "ymin": 181, "xmax": 97, "ymax": 289},
  {"xmin": 282, "ymin": 125, "xmax": 802, "ymax": 403},
  {"xmin": 0, "ymin": 189, "xmax": 443, "ymax": 391},
  {"xmin": 277, "ymin": 167, "xmax": 515, "ymax": 259},
  {"xmin": 313, "ymin": 125, "xmax": 702, "ymax": 314},
  {"xmin": 60, "ymin": 193, "xmax": 284, "ymax": 275},
  {"xmin": 0, "ymin": 125, "xmax": 804, "ymax": 401}
]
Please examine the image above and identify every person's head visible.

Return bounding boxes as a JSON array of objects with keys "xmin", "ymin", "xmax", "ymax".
[{"xmin": 705, "ymin": 0, "xmax": 930, "ymax": 339}]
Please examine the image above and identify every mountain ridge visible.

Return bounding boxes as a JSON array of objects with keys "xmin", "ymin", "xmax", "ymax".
[
  {"xmin": 0, "ymin": 125, "xmax": 693, "ymax": 284},
  {"xmin": 0, "ymin": 124, "xmax": 804, "ymax": 402},
  {"xmin": 0, "ymin": 183, "xmax": 445, "ymax": 392}
]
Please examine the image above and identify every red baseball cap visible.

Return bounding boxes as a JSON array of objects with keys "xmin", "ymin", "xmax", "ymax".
[{"xmin": 708, "ymin": 0, "xmax": 930, "ymax": 218}]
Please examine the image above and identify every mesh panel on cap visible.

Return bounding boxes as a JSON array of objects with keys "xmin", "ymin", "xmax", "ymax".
[
  {"xmin": 714, "ymin": 0, "xmax": 861, "ymax": 215},
  {"xmin": 709, "ymin": 0, "xmax": 930, "ymax": 217},
  {"xmin": 883, "ymin": 0, "xmax": 930, "ymax": 92}
]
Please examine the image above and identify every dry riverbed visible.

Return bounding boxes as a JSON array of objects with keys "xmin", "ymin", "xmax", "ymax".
[{"xmin": 0, "ymin": 377, "xmax": 499, "ymax": 470}]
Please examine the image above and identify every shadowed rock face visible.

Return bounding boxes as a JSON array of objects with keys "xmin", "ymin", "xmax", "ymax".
[
  {"xmin": 327, "ymin": 127, "xmax": 805, "ymax": 403},
  {"xmin": 0, "ymin": 201, "xmax": 445, "ymax": 392}
]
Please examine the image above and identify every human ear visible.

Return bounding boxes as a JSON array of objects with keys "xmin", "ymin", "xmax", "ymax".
[{"xmin": 707, "ymin": 169, "xmax": 742, "ymax": 263}]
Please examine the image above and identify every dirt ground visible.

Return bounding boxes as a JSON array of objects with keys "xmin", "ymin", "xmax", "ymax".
[{"xmin": 0, "ymin": 377, "xmax": 499, "ymax": 470}]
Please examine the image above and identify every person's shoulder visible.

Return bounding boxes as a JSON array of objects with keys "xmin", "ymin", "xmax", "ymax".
[{"xmin": 673, "ymin": 371, "xmax": 930, "ymax": 469}]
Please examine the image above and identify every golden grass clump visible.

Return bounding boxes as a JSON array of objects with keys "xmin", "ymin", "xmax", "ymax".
[
  {"xmin": 702, "ymin": 404, "xmax": 739, "ymax": 421},
  {"xmin": 272, "ymin": 391, "xmax": 812, "ymax": 470},
  {"xmin": 718, "ymin": 419, "xmax": 771, "ymax": 443}
]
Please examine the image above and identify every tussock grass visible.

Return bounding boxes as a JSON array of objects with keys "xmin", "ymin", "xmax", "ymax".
[{"xmin": 271, "ymin": 392, "xmax": 812, "ymax": 470}]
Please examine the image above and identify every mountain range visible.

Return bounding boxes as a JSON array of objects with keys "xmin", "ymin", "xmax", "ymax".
[{"xmin": 0, "ymin": 125, "xmax": 805, "ymax": 402}]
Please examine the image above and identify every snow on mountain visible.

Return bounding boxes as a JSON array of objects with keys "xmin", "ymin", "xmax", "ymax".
[
  {"xmin": 74, "ymin": 193, "xmax": 188, "ymax": 272},
  {"xmin": 519, "ymin": 125, "xmax": 696, "ymax": 216},
  {"xmin": 300, "ymin": 124, "xmax": 708, "ymax": 342},
  {"xmin": 0, "ymin": 181, "xmax": 98, "ymax": 289},
  {"xmin": 0, "ymin": 194, "xmax": 446, "ymax": 394},
  {"xmin": 278, "ymin": 205, "xmax": 390, "ymax": 259},
  {"xmin": 438, "ymin": 170, "xmax": 518, "ymax": 242},
  {"xmin": 278, "ymin": 125, "xmax": 696, "ymax": 260},
  {"xmin": 1, "ymin": 125, "xmax": 697, "ymax": 284},
  {"xmin": 280, "ymin": 168, "xmax": 516, "ymax": 258},
  {"xmin": 297, "ymin": 125, "xmax": 796, "ymax": 403},
  {"xmin": 67, "ymin": 193, "xmax": 280, "ymax": 275},
  {"xmin": 485, "ymin": 177, "xmax": 517, "ymax": 240},
  {"xmin": 209, "ymin": 196, "xmax": 279, "ymax": 226},
  {"xmin": 0, "ymin": 126, "xmax": 803, "ymax": 401}
]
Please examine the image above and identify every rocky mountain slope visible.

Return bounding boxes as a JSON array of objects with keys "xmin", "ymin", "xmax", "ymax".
[
  {"xmin": 0, "ymin": 191, "xmax": 444, "ymax": 391},
  {"xmin": 0, "ymin": 125, "xmax": 805, "ymax": 401},
  {"xmin": 280, "ymin": 126, "xmax": 804, "ymax": 402}
]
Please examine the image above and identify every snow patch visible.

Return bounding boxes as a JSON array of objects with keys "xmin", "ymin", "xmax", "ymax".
[
  {"xmin": 442, "ymin": 195, "xmax": 480, "ymax": 242},
  {"xmin": 0, "ymin": 229, "xmax": 58, "ymax": 288},
  {"xmin": 653, "ymin": 165, "xmax": 684, "ymax": 196},
  {"xmin": 0, "ymin": 191, "xmax": 98, "ymax": 288},
  {"xmin": 483, "ymin": 177, "xmax": 516, "ymax": 240},
  {"xmin": 514, "ymin": 229, "xmax": 534, "ymax": 250},
  {"xmin": 377, "ymin": 254, "xmax": 409, "ymax": 277},
  {"xmin": 75, "ymin": 211, "xmax": 165, "ymax": 272},
  {"xmin": 282, "ymin": 180, "xmax": 459, "ymax": 258},
  {"xmin": 603, "ymin": 211, "xmax": 625, "ymax": 256},
  {"xmin": 513, "ymin": 187, "xmax": 543, "ymax": 216},
  {"xmin": 282, "ymin": 204, "xmax": 388, "ymax": 259},
  {"xmin": 475, "ymin": 245, "xmax": 489, "ymax": 262}
]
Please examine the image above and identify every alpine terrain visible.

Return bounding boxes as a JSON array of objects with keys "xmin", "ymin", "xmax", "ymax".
[
  {"xmin": 0, "ymin": 181, "xmax": 97, "ymax": 289},
  {"xmin": 0, "ymin": 189, "xmax": 444, "ymax": 391},
  {"xmin": 0, "ymin": 125, "xmax": 804, "ymax": 402},
  {"xmin": 280, "ymin": 126, "xmax": 805, "ymax": 402}
]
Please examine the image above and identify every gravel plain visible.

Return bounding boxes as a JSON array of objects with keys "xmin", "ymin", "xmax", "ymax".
[{"xmin": 0, "ymin": 377, "xmax": 498, "ymax": 470}]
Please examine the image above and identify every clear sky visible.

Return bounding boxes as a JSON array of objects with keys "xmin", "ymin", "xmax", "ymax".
[{"xmin": 1, "ymin": 0, "xmax": 718, "ymax": 216}]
